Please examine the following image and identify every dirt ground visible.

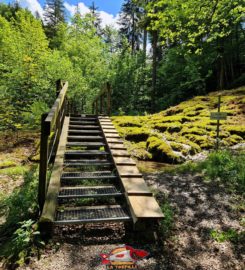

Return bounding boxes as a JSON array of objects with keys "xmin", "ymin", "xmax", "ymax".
[{"xmin": 13, "ymin": 171, "xmax": 244, "ymax": 270}]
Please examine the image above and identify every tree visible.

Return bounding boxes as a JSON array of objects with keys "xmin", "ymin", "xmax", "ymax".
[
  {"xmin": 119, "ymin": 0, "xmax": 143, "ymax": 53},
  {"xmin": 89, "ymin": 1, "xmax": 102, "ymax": 36},
  {"xmin": 43, "ymin": 0, "xmax": 65, "ymax": 48},
  {"xmin": 145, "ymin": 0, "xmax": 245, "ymax": 89}
]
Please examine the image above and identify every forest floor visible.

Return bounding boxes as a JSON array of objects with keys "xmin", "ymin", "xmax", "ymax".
[
  {"xmin": 17, "ymin": 172, "xmax": 244, "ymax": 270},
  {"xmin": 0, "ymin": 133, "xmax": 244, "ymax": 270}
]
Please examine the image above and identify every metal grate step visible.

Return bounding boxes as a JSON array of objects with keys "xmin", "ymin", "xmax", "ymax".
[
  {"xmin": 61, "ymin": 171, "xmax": 117, "ymax": 180},
  {"xmin": 68, "ymin": 130, "xmax": 102, "ymax": 135},
  {"xmin": 70, "ymin": 121, "xmax": 98, "ymax": 125},
  {"xmin": 55, "ymin": 205, "xmax": 131, "ymax": 224},
  {"xmin": 64, "ymin": 159, "xmax": 112, "ymax": 166},
  {"xmin": 70, "ymin": 117, "xmax": 97, "ymax": 121},
  {"xmin": 58, "ymin": 186, "xmax": 122, "ymax": 199},
  {"xmin": 69, "ymin": 125, "xmax": 100, "ymax": 130},
  {"xmin": 68, "ymin": 136, "xmax": 104, "ymax": 142},
  {"xmin": 65, "ymin": 150, "xmax": 109, "ymax": 159},
  {"xmin": 66, "ymin": 142, "xmax": 105, "ymax": 147}
]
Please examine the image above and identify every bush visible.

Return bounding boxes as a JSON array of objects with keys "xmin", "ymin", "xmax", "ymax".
[{"xmin": 202, "ymin": 150, "xmax": 245, "ymax": 193}]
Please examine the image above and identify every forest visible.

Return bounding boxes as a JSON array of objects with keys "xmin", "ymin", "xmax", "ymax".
[
  {"xmin": 0, "ymin": 0, "xmax": 244, "ymax": 131},
  {"xmin": 0, "ymin": 0, "xmax": 244, "ymax": 269}
]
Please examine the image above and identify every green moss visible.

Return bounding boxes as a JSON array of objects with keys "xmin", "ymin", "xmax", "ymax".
[
  {"xmin": 225, "ymin": 135, "xmax": 243, "ymax": 146},
  {"xmin": 147, "ymin": 136, "xmax": 182, "ymax": 163},
  {"xmin": 184, "ymin": 134, "xmax": 215, "ymax": 149},
  {"xmin": 112, "ymin": 116, "xmax": 143, "ymax": 127},
  {"xmin": 154, "ymin": 122, "xmax": 182, "ymax": 133},
  {"xmin": 224, "ymin": 125, "xmax": 245, "ymax": 138},
  {"xmin": 176, "ymin": 137, "xmax": 201, "ymax": 154},
  {"xmin": 0, "ymin": 160, "xmax": 17, "ymax": 169},
  {"xmin": 126, "ymin": 141, "xmax": 152, "ymax": 160},
  {"xmin": 181, "ymin": 126, "xmax": 207, "ymax": 136},
  {"xmin": 117, "ymin": 126, "xmax": 150, "ymax": 142}
]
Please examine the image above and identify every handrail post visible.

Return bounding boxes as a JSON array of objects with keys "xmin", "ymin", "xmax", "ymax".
[
  {"xmin": 100, "ymin": 95, "xmax": 103, "ymax": 115},
  {"xmin": 106, "ymin": 82, "xmax": 111, "ymax": 115},
  {"xmin": 56, "ymin": 79, "xmax": 62, "ymax": 97},
  {"xmin": 95, "ymin": 99, "xmax": 98, "ymax": 115},
  {"xmin": 38, "ymin": 113, "xmax": 49, "ymax": 212}
]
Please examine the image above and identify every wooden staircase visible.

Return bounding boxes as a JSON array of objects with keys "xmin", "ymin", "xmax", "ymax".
[{"xmin": 38, "ymin": 81, "xmax": 163, "ymax": 237}]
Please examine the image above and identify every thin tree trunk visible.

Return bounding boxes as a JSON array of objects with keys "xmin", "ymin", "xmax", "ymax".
[
  {"xmin": 143, "ymin": 28, "xmax": 147, "ymax": 59},
  {"xmin": 151, "ymin": 30, "xmax": 158, "ymax": 112}
]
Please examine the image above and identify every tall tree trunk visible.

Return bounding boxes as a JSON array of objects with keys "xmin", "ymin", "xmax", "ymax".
[
  {"xmin": 143, "ymin": 28, "xmax": 147, "ymax": 59},
  {"xmin": 151, "ymin": 30, "xmax": 158, "ymax": 112},
  {"xmin": 131, "ymin": 12, "xmax": 135, "ymax": 54}
]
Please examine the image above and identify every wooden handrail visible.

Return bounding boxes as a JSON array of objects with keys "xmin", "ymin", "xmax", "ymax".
[
  {"xmin": 38, "ymin": 80, "xmax": 68, "ymax": 212},
  {"xmin": 92, "ymin": 82, "xmax": 111, "ymax": 115}
]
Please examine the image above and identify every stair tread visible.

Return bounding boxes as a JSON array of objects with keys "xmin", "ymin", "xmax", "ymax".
[
  {"xmin": 64, "ymin": 159, "xmax": 111, "ymax": 165},
  {"xmin": 68, "ymin": 135, "xmax": 103, "ymax": 139},
  {"xmin": 69, "ymin": 130, "xmax": 102, "ymax": 134},
  {"xmin": 58, "ymin": 185, "xmax": 122, "ymax": 198},
  {"xmin": 67, "ymin": 142, "xmax": 105, "ymax": 146},
  {"xmin": 69, "ymin": 125, "xmax": 100, "ymax": 129},
  {"xmin": 62, "ymin": 171, "xmax": 113, "ymax": 176},
  {"xmin": 65, "ymin": 150, "xmax": 109, "ymax": 155},
  {"xmin": 70, "ymin": 121, "xmax": 97, "ymax": 125},
  {"xmin": 55, "ymin": 205, "xmax": 131, "ymax": 224}
]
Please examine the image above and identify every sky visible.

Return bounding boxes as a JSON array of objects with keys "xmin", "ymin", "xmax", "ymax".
[{"xmin": 2, "ymin": 0, "xmax": 124, "ymax": 27}]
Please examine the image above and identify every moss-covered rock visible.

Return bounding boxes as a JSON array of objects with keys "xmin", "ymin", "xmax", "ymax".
[
  {"xmin": 146, "ymin": 136, "xmax": 183, "ymax": 163},
  {"xmin": 154, "ymin": 122, "xmax": 182, "ymax": 133},
  {"xmin": 112, "ymin": 87, "xmax": 245, "ymax": 163},
  {"xmin": 117, "ymin": 126, "xmax": 150, "ymax": 142},
  {"xmin": 125, "ymin": 141, "xmax": 152, "ymax": 160}
]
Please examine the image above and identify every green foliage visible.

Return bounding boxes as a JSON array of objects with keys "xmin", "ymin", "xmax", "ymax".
[
  {"xmin": 156, "ymin": 195, "xmax": 174, "ymax": 238},
  {"xmin": 202, "ymin": 150, "xmax": 245, "ymax": 193},
  {"xmin": 0, "ymin": 166, "xmax": 39, "ymax": 235},
  {"xmin": 22, "ymin": 101, "xmax": 49, "ymax": 129},
  {"xmin": 210, "ymin": 229, "xmax": 245, "ymax": 244},
  {"xmin": 7, "ymin": 220, "xmax": 44, "ymax": 266}
]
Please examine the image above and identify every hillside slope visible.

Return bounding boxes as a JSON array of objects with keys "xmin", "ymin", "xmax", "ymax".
[{"xmin": 112, "ymin": 87, "xmax": 245, "ymax": 163}]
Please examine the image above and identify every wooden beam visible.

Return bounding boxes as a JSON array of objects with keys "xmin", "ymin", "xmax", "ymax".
[
  {"xmin": 39, "ymin": 116, "xmax": 69, "ymax": 225},
  {"xmin": 45, "ymin": 82, "xmax": 68, "ymax": 133}
]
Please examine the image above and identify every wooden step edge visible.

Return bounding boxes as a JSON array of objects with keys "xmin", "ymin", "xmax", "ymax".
[{"xmin": 126, "ymin": 196, "xmax": 164, "ymax": 223}]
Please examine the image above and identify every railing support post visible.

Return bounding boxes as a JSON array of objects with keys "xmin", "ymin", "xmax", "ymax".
[
  {"xmin": 56, "ymin": 79, "xmax": 62, "ymax": 97},
  {"xmin": 106, "ymin": 82, "xmax": 111, "ymax": 115},
  {"xmin": 100, "ymin": 95, "xmax": 103, "ymax": 115},
  {"xmin": 38, "ymin": 113, "xmax": 49, "ymax": 212}
]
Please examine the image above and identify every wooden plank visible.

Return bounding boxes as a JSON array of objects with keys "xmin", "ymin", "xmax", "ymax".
[
  {"xmin": 117, "ymin": 165, "xmax": 141, "ymax": 176},
  {"xmin": 39, "ymin": 116, "xmax": 69, "ymax": 223},
  {"xmin": 111, "ymin": 149, "xmax": 130, "ymax": 157},
  {"xmin": 103, "ymin": 129, "xmax": 118, "ymax": 133},
  {"xmin": 108, "ymin": 144, "xmax": 127, "ymax": 150},
  {"xmin": 104, "ymin": 134, "xmax": 121, "ymax": 138},
  {"xmin": 128, "ymin": 196, "xmax": 164, "ymax": 218},
  {"xmin": 106, "ymin": 138, "xmax": 124, "ymax": 144},
  {"xmin": 121, "ymin": 177, "xmax": 152, "ymax": 196},
  {"xmin": 114, "ymin": 157, "xmax": 136, "ymax": 165},
  {"xmin": 45, "ymin": 82, "xmax": 68, "ymax": 133}
]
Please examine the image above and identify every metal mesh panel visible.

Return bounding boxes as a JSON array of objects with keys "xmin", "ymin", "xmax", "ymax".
[
  {"xmin": 55, "ymin": 206, "xmax": 131, "ymax": 223},
  {"xmin": 59, "ymin": 186, "xmax": 120, "ymax": 197}
]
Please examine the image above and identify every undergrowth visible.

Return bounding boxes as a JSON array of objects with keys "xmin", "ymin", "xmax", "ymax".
[
  {"xmin": 176, "ymin": 150, "xmax": 245, "ymax": 193},
  {"xmin": 0, "ymin": 165, "xmax": 41, "ymax": 267}
]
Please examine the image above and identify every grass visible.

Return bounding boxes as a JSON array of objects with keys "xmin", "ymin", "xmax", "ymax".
[{"xmin": 210, "ymin": 229, "xmax": 245, "ymax": 244}]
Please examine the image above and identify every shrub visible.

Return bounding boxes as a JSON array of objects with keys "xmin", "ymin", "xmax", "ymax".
[{"xmin": 202, "ymin": 150, "xmax": 245, "ymax": 193}]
